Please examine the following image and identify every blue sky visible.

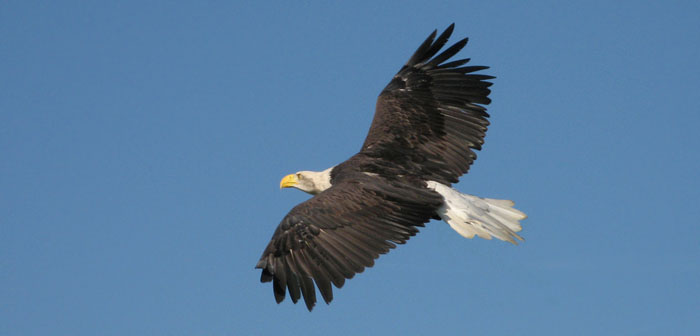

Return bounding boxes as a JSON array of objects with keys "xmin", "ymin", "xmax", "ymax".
[{"xmin": 2, "ymin": 1, "xmax": 699, "ymax": 335}]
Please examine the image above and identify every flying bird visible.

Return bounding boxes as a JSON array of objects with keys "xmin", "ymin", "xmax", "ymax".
[{"xmin": 256, "ymin": 24, "xmax": 527, "ymax": 311}]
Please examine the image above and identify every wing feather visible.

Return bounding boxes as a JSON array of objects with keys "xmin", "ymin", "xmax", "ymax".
[
  {"xmin": 361, "ymin": 24, "xmax": 494, "ymax": 185},
  {"xmin": 255, "ymin": 175, "xmax": 442, "ymax": 311}
]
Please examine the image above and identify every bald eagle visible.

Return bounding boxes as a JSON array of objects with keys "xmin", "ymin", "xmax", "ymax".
[{"xmin": 256, "ymin": 24, "xmax": 527, "ymax": 311}]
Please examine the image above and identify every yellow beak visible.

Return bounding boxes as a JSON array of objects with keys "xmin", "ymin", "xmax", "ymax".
[{"xmin": 280, "ymin": 174, "xmax": 298, "ymax": 189}]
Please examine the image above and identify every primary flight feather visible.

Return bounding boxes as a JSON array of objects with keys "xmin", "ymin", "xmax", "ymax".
[{"xmin": 256, "ymin": 24, "xmax": 527, "ymax": 311}]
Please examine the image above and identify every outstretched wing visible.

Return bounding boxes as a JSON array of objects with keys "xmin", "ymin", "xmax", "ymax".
[
  {"xmin": 361, "ymin": 23, "xmax": 494, "ymax": 185},
  {"xmin": 255, "ymin": 174, "xmax": 442, "ymax": 311}
]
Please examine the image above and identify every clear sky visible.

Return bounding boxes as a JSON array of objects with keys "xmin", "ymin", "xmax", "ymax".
[{"xmin": 2, "ymin": 1, "xmax": 699, "ymax": 335}]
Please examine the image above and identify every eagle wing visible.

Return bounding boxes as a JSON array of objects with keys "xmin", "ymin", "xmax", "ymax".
[
  {"xmin": 255, "ymin": 174, "xmax": 442, "ymax": 311},
  {"xmin": 361, "ymin": 23, "xmax": 494, "ymax": 185}
]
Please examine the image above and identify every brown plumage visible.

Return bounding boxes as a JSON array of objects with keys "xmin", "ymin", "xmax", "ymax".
[{"xmin": 256, "ymin": 24, "xmax": 504, "ymax": 311}]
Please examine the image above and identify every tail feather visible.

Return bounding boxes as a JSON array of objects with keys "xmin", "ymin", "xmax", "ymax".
[{"xmin": 426, "ymin": 181, "xmax": 527, "ymax": 244}]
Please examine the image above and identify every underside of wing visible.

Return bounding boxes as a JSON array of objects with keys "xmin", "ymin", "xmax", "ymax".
[
  {"xmin": 361, "ymin": 24, "xmax": 494, "ymax": 185},
  {"xmin": 255, "ymin": 174, "xmax": 442, "ymax": 311}
]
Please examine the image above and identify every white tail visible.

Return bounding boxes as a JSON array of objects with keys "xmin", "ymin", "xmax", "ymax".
[{"xmin": 426, "ymin": 181, "xmax": 527, "ymax": 244}]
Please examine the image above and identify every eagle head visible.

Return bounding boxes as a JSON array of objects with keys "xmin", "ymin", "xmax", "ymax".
[{"xmin": 280, "ymin": 168, "xmax": 333, "ymax": 195}]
